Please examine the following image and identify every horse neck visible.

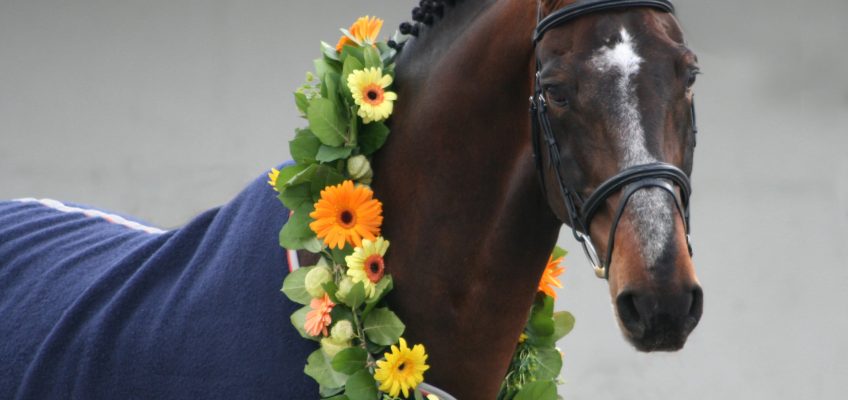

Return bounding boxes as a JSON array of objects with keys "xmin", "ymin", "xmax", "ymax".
[{"xmin": 372, "ymin": 1, "xmax": 562, "ymax": 398}]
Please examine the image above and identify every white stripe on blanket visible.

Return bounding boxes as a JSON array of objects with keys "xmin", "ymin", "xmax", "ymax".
[{"xmin": 13, "ymin": 198, "xmax": 166, "ymax": 234}]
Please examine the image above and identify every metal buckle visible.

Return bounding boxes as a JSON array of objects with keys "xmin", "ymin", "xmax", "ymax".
[{"xmin": 577, "ymin": 231, "xmax": 606, "ymax": 279}]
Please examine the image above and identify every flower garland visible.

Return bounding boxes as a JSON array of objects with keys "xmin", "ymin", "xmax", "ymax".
[{"xmin": 271, "ymin": 16, "xmax": 574, "ymax": 400}]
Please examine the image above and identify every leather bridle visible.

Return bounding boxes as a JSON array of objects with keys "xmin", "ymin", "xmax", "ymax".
[{"xmin": 530, "ymin": 0, "xmax": 698, "ymax": 279}]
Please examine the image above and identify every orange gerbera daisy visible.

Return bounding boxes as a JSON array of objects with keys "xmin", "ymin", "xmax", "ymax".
[
  {"xmin": 335, "ymin": 16, "xmax": 383, "ymax": 52},
  {"xmin": 538, "ymin": 254, "xmax": 565, "ymax": 298},
  {"xmin": 304, "ymin": 293, "xmax": 335, "ymax": 337},
  {"xmin": 309, "ymin": 180, "xmax": 383, "ymax": 249}
]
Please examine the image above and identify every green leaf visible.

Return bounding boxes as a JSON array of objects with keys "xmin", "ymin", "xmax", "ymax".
[
  {"xmin": 366, "ymin": 275, "xmax": 393, "ymax": 305},
  {"xmin": 342, "ymin": 281, "xmax": 367, "ymax": 309},
  {"xmin": 323, "ymin": 390, "xmax": 347, "ymax": 399},
  {"xmin": 552, "ymin": 311, "xmax": 575, "ymax": 341},
  {"xmin": 278, "ymin": 205, "xmax": 315, "ymax": 250},
  {"xmin": 290, "ymin": 305, "xmax": 319, "ymax": 341},
  {"xmin": 363, "ymin": 308, "xmax": 405, "ymax": 346},
  {"xmin": 316, "ymin": 145, "xmax": 354, "ymax": 163},
  {"xmin": 277, "ymin": 164, "xmax": 308, "ymax": 189},
  {"xmin": 331, "ymin": 347, "xmax": 368, "ymax": 374},
  {"xmin": 281, "ymin": 265, "xmax": 316, "ymax": 304},
  {"xmin": 358, "ymin": 122, "xmax": 390, "ymax": 155},
  {"xmin": 341, "ymin": 45, "xmax": 365, "ymax": 66},
  {"xmin": 344, "ymin": 369, "xmax": 378, "ymax": 400},
  {"xmin": 528, "ymin": 295, "xmax": 555, "ymax": 337},
  {"xmin": 285, "ymin": 163, "xmax": 320, "ymax": 186},
  {"xmin": 551, "ymin": 245, "xmax": 568, "ymax": 260},
  {"xmin": 290, "ymin": 129, "xmax": 321, "ymax": 164},
  {"xmin": 279, "ymin": 182, "xmax": 312, "ymax": 211},
  {"xmin": 341, "ymin": 56, "xmax": 364, "ymax": 98},
  {"xmin": 535, "ymin": 347, "xmax": 564, "ymax": 381},
  {"xmin": 363, "ymin": 276, "xmax": 393, "ymax": 316},
  {"xmin": 322, "ymin": 280, "xmax": 340, "ymax": 304},
  {"xmin": 362, "ymin": 46, "xmax": 382, "ymax": 69},
  {"xmin": 364, "ymin": 338, "xmax": 385, "ymax": 355},
  {"xmin": 324, "ymin": 70, "xmax": 343, "ymax": 111},
  {"xmin": 294, "ymin": 92, "xmax": 310, "ymax": 116},
  {"xmin": 314, "ymin": 58, "xmax": 341, "ymax": 85},
  {"xmin": 310, "ymin": 166, "xmax": 345, "ymax": 201},
  {"xmin": 514, "ymin": 380, "xmax": 557, "ymax": 400},
  {"xmin": 308, "ymin": 97, "xmax": 347, "ymax": 147},
  {"xmin": 304, "ymin": 349, "xmax": 348, "ymax": 389}
]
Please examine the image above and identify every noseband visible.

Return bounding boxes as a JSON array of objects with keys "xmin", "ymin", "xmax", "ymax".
[{"xmin": 530, "ymin": 0, "xmax": 697, "ymax": 279}]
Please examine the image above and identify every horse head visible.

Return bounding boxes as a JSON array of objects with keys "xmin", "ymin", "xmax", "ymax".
[{"xmin": 534, "ymin": 0, "xmax": 702, "ymax": 351}]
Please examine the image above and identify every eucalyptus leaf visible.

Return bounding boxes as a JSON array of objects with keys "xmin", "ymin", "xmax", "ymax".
[
  {"xmin": 290, "ymin": 129, "xmax": 321, "ymax": 164},
  {"xmin": 535, "ymin": 347, "xmax": 564, "ymax": 381},
  {"xmin": 363, "ymin": 308, "xmax": 405, "ymax": 346},
  {"xmin": 358, "ymin": 122, "xmax": 390, "ymax": 155},
  {"xmin": 342, "ymin": 281, "xmax": 366, "ymax": 309},
  {"xmin": 344, "ymin": 369, "xmax": 378, "ymax": 400},
  {"xmin": 528, "ymin": 296, "xmax": 555, "ymax": 337},
  {"xmin": 514, "ymin": 380, "xmax": 557, "ymax": 400},
  {"xmin": 322, "ymin": 389, "xmax": 346, "ymax": 399},
  {"xmin": 316, "ymin": 145, "xmax": 354, "ymax": 163},
  {"xmin": 290, "ymin": 305, "xmax": 319, "ymax": 341},
  {"xmin": 307, "ymin": 98, "xmax": 347, "ymax": 147},
  {"xmin": 552, "ymin": 311, "xmax": 575, "ymax": 341},
  {"xmin": 363, "ymin": 276, "xmax": 393, "ymax": 316},
  {"xmin": 304, "ymin": 349, "xmax": 348, "ymax": 389},
  {"xmin": 331, "ymin": 347, "xmax": 368, "ymax": 374},
  {"xmin": 303, "ymin": 236, "xmax": 325, "ymax": 253},
  {"xmin": 281, "ymin": 265, "xmax": 316, "ymax": 305},
  {"xmin": 321, "ymin": 41, "xmax": 341, "ymax": 61}
]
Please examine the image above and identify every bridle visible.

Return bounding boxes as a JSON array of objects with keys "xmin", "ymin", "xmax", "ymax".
[{"xmin": 530, "ymin": 0, "xmax": 698, "ymax": 279}]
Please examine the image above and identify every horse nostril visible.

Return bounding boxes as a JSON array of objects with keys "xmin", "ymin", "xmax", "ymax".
[
  {"xmin": 616, "ymin": 292, "xmax": 645, "ymax": 338},
  {"xmin": 688, "ymin": 285, "xmax": 704, "ymax": 324}
]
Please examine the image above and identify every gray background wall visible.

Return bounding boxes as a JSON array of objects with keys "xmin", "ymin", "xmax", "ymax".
[{"xmin": 2, "ymin": 0, "xmax": 846, "ymax": 398}]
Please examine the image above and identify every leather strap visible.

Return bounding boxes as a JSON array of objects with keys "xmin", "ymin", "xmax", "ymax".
[{"xmin": 534, "ymin": 0, "xmax": 675, "ymax": 43}]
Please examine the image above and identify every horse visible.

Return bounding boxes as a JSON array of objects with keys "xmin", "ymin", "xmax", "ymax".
[{"xmin": 0, "ymin": 0, "xmax": 702, "ymax": 399}]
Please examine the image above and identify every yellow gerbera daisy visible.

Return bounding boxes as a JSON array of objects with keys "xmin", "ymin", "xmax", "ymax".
[
  {"xmin": 267, "ymin": 168, "xmax": 280, "ymax": 191},
  {"xmin": 538, "ymin": 254, "xmax": 565, "ymax": 299},
  {"xmin": 309, "ymin": 180, "xmax": 383, "ymax": 249},
  {"xmin": 345, "ymin": 237, "xmax": 389, "ymax": 298},
  {"xmin": 347, "ymin": 67, "xmax": 397, "ymax": 124},
  {"xmin": 374, "ymin": 338, "xmax": 430, "ymax": 398},
  {"xmin": 336, "ymin": 16, "xmax": 383, "ymax": 51}
]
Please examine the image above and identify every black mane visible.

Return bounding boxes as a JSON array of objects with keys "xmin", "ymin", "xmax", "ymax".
[{"xmin": 388, "ymin": 0, "xmax": 463, "ymax": 51}]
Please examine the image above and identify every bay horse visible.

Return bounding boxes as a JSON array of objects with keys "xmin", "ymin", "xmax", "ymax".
[{"xmin": 0, "ymin": 0, "xmax": 702, "ymax": 399}]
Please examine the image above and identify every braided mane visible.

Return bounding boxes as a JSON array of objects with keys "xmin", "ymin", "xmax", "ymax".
[{"xmin": 387, "ymin": 0, "xmax": 464, "ymax": 51}]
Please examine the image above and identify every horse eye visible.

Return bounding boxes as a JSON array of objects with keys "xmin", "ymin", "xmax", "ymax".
[
  {"xmin": 686, "ymin": 68, "xmax": 700, "ymax": 88},
  {"xmin": 545, "ymin": 86, "xmax": 569, "ymax": 107}
]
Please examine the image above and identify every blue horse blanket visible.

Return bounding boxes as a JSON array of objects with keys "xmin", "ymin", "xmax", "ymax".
[{"xmin": 0, "ymin": 168, "xmax": 317, "ymax": 399}]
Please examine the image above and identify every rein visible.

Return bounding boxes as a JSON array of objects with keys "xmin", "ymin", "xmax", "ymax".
[{"xmin": 529, "ymin": 0, "xmax": 697, "ymax": 279}]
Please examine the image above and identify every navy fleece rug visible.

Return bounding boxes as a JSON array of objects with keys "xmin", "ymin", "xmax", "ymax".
[{"xmin": 0, "ymin": 167, "xmax": 317, "ymax": 399}]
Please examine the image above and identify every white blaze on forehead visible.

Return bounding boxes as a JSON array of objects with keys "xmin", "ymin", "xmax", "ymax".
[{"xmin": 591, "ymin": 28, "xmax": 674, "ymax": 267}]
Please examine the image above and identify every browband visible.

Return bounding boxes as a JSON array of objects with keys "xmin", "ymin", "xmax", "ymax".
[{"xmin": 534, "ymin": 0, "xmax": 675, "ymax": 43}]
